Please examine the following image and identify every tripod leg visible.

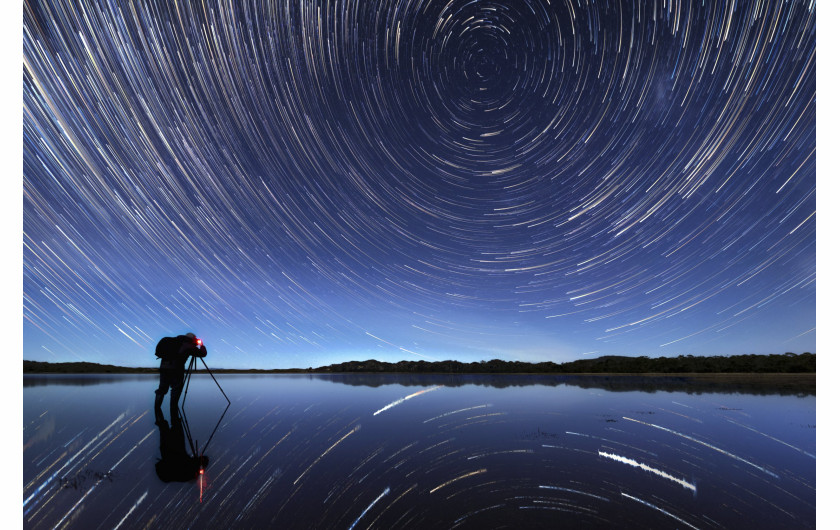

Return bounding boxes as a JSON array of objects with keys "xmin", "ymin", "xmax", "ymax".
[
  {"xmin": 180, "ymin": 356, "xmax": 196, "ymax": 411},
  {"xmin": 200, "ymin": 402, "xmax": 230, "ymax": 457},
  {"xmin": 199, "ymin": 357, "xmax": 231, "ymax": 405}
]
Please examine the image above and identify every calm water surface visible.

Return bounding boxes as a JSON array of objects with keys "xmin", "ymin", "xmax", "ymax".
[{"xmin": 23, "ymin": 374, "xmax": 815, "ymax": 528}]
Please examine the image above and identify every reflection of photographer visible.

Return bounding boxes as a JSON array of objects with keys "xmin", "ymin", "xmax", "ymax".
[
  {"xmin": 154, "ymin": 410, "xmax": 208, "ymax": 483},
  {"xmin": 154, "ymin": 333, "xmax": 207, "ymax": 413}
]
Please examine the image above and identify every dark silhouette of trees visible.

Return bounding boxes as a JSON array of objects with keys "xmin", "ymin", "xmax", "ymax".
[
  {"xmin": 23, "ymin": 360, "xmax": 157, "ymax": 374},
  {"xmin": 315, "ymin": 352, "xmax": 815, "ymax": 375}
]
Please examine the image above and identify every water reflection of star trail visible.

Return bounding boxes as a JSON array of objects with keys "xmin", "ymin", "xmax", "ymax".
[
  {"xmin": 598, "ymin": 451, "xmax": 697, "ymax": 493},
  {"xmin": 538, "ymin": 485, "xmax": 611, "ymax": 503},
  {"xmin": 23, "ymin": 0, "xmax": 816, "ymax": 369},
  {"xmin": 467, "ymin": 448, "xmax": 533, "ymax": 460},
  {"xmin": 112, "ymin": 491, "xmax": 148, "ymax": 530},
  {"xmin": 622, "ymin": 415, "xmax": 780, "ymax": 478},
  {"xmin": 726, "ymin": 417, "xmax": 816, "ymax": 459},
  {"xmin": 565, "ymin": 430, "xmax": 659, "ymax": 457},
  {"xmin": 423, "ymin": 404, "xmax": 492, "ymax": 423},
  {"xmin": 348, "ymin": 486, "xmax": 390, "ymax": 530},
  {"xmin": 372, "ymin": 385, "xmax": 443, "ymax": 416},
  {"xmin": 293, "ymin": 425, "xmax": 360, "ymax": 485},
  {"xmin": 452, "ymin": 503, "xmax": 506, "ymax": 528},
  {"xmin": 429, "ymin": 469, "xmax": 488, "ymax": 494},
  {"xmin": 621, "ymin": 492, "xmax": 701, "ymax": 530}
]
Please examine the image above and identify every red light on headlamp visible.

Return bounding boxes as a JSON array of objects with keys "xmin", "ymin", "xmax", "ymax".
[{"xmin": 196, "ymin": 337, "xmax": 202, "ymax": 347}]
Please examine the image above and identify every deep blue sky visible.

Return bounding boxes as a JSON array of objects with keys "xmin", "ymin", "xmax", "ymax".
[{"xmin": 22, "ymin": 0, "xmax": 816, "ymax": 369}]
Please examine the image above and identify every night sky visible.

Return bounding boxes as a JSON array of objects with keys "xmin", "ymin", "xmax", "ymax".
[{"xmin": 22, "ymin": 0, "xmax": 816, "ymax": 370}]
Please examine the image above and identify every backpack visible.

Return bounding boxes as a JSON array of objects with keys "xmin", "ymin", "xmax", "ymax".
[{"xmin": 155, "ymin": 336, "xmax": 182, "ymax": 360}]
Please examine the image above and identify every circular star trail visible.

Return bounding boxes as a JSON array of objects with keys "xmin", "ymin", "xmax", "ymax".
[{"xmin": 23, "ymin": 0, "xmax": 816, "ymax": 368}]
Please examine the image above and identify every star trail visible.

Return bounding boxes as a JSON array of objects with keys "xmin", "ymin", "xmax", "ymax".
[{"xmin": 23, "ymin": 0, "xmax": 816, "ymax": 369}]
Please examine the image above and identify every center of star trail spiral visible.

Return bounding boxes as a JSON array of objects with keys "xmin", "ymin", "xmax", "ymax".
[{"xmin": 23, "ymin": 0, "xmax": 815, "ymax": 368}]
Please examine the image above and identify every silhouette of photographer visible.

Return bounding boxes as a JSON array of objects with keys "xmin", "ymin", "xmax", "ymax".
[
  {"xmin": 154, "ymin": 332, "xmax": 207, "ymax": 413},
  {"xmin": 154, "ymin": 408, "xmax": 209, "ymax": 482}
]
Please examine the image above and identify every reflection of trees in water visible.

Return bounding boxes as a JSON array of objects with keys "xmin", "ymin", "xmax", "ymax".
[
  {"xmin": 564, "ymin": 374, "xmax": 814, "ymax": 396},
  {"xmin": 313, "ymin": 373, "xmax": 814, "ymax": 396},
  {"xmin": 23, "ymin": 372, "xmax": 813, "ymax": 396},
  {"xmin": 23, "ymin": 375, "xmax": 153, "ymax": 387}
]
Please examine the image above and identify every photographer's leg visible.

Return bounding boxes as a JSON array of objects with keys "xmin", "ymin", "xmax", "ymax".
[
  {"xmin": 154, "ymin": 377, "xmax": 167, "ymax": 410},
  {"xmin": 170, "ymin": 382, "xmax": 183, "ymax": 417}
]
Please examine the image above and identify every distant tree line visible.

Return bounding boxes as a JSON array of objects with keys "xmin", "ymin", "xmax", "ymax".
[
  {"xmin": 23, "ymin": 360, "xmax": 157, "ymax": 374},
  {"xmin": 21, "ymin": 360, "xmax": 303, "ymax": 375},
  {"xmin": 315, "ymin": 353, "xmax": 815, "ymax": 374}
]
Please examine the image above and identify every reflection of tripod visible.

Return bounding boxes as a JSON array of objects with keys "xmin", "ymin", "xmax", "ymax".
[{"xmin": 179, "ymin": 355, "xmax": 231, "ymax": 460}]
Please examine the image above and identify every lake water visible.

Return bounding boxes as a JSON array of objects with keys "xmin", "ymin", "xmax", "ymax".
[{"xmin": 23, "ymin": 374, "xmax": 815, "ymax": 528}]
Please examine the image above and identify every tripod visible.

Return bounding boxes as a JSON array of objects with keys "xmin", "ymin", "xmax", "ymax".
[{"xmin": 179, "ymin": 355, "xmax": 231, "ymax": 460}]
